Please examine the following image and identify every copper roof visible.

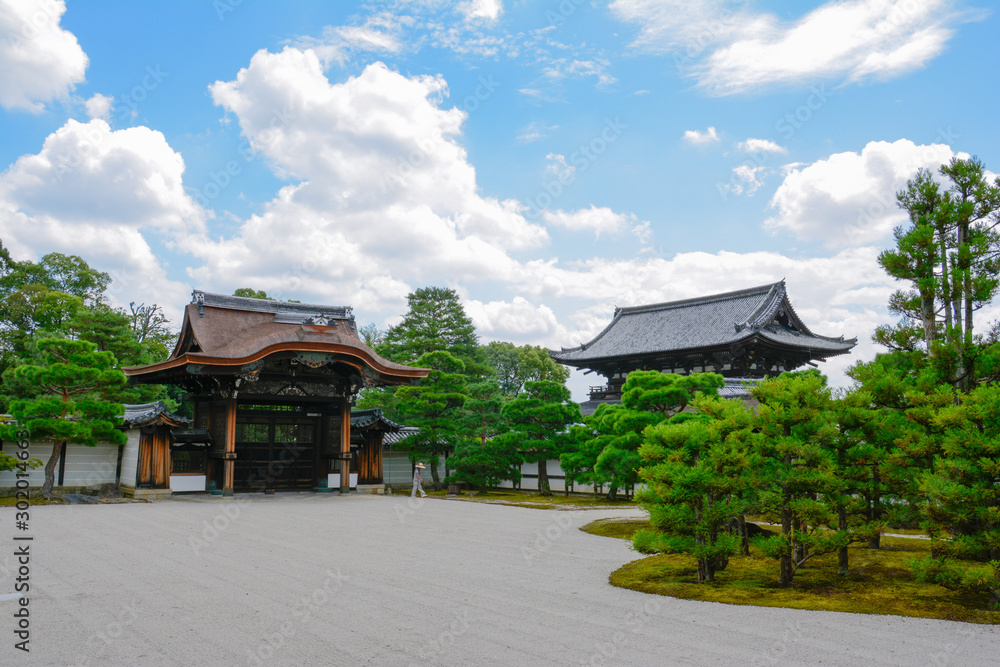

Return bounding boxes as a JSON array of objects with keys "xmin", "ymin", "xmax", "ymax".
[{"xmin": 124, "ymin": 291, "xmax": 427, "ymax": 384}]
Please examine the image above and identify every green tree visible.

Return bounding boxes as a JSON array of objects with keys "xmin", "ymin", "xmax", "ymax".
[
  {"xmin": 395, "ymin": 350, "xmax": 468, "ymax": 489},
  {"xmin": 633, "ymin": 394, "xmax": 753, "ymax": 582},
  {"xmin": 379, "ymin": 287, "xmax": 479, "ymax": 365},
  {"xmin": 877, "ymin": 158, "xmax": 1000, "ymax": 389},
  {"xmin": 358, "ymin": 322, "xmax": 385, "ymax": 349},
  {"xmin": 482, "ymin": 341, "xmax": 570, "ymax": 395},
  {"xmin": 128, "ymin": 302, "xmax": 174, "ymax": 353},
  {"xmin": 910, "ymin": 384, "xmax": 1000, "ymax": 608},
  {"xmin": 564, "ymin": 370, "xmax": 724, "ymax": 500},
  {"xmin": 447, "ymin": 437, "xmax": 522, "ymax": 491},
  {"xmin": 501, "ymin": 380, "xmax": 580, "ymax": 496},
  {"xmin": 750, "ymin": 372, "xmax": 856, "ymax": 586},
  {"xmin": 4, "ymin": 338, "xmax": 127, "ymax": 498},
  {"xmin": 233, "ymin": 288, "xmax": 273, "ymax": 299}
]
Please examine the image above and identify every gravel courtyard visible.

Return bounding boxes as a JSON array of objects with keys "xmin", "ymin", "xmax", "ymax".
[{"xmin": 2, "ymin": 494, "xmax": 996, "ymax": 666}]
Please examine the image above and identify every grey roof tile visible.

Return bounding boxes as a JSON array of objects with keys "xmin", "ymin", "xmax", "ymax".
[{"xmin": 552, "ymin": 281, "xmax": 855, "ymax": 364}]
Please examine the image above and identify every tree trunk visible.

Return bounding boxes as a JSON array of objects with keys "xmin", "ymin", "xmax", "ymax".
[
  {"xmin": 537, "ymin": 458, "xmax": 551, "ymax": 496},
  {"xmin": 39, "ymin": 440, "xmax": 65, "ymax": 499},
  {"xmin": 780, "ymin": 507, "xmax": 793, "ymax": 586},
  {"xmin": 430, "ymin": 458, "xmax": 441, "ymax": 490},
  {"xmin": 867, "ymin": 476, "xmax": 882, "ymax": 549},
  {"xmin": 838, "ymin": 505, "xmax": 849, "ymax": 577},
  {"xmin": 738, "ymin": 515, "xmax": 750, "ymax": 556}
]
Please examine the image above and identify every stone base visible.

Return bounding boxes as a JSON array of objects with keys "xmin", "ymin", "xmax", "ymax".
[
  {"xmin": 122, "ymin": 487, "xmax": 173, "ymax": 501},
  {"xmin": 355, "ymin": 484, "xmax": 385, "ymax": 495}
]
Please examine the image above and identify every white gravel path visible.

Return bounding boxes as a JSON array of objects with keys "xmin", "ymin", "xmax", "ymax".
[{"xmin": 1, "ymin": 494, "xmax": 996, "ymax": 666}]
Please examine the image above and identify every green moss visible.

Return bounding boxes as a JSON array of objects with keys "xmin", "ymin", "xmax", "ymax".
[
  {"xmin": 587, "ymin": 519, "xmax": 1000, "ymax": 624},
  {"xmin": 433, "ymin": 488, "xmax": 636, "ymax": 509}
]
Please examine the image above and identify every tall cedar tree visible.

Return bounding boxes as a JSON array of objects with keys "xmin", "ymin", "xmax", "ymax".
[
  {"xmin": 4, "ymin": 338, "xmax": 126, "ymax": 497},
  {"xmin": 395, "ymin": 350, "xmax": 467, "ymax": 489},
  {"xmin": 564, "ymin": 370, "xmax": 724, "ymax": 500},
  {"xmin": 379, "ymin": 287, "xmax": 480, "ymax": 365},
  {"xmin": 501, "ymin": 380, "xmax": 580, "ymax": 496},
  {"xmin": 633, "ymin": 394, "xmax": 753, "ymax": 582},
  {"xmin": 911, "ymin": 384, "xmax": 1000, "ymax": 607},
  {"xmin": 750, "ymin": 372, "xmax": 859, "ymax": 586}
]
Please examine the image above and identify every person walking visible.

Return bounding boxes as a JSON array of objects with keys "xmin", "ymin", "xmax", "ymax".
[{"xmin": 411, "ymin": 462, "xmax": 427, "ymax": 498}]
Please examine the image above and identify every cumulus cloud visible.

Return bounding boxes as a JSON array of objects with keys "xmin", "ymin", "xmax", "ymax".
[
  {"xmin": 0, "ymin": 118, "xmax": 203, "ymax": 319},
  {"xmin": 191, "ymin": 50, "xmax": 548, "ymax": 309},
  {"xmin": 541, "ymin": 206, "xmax": 645, "ymax": 239},
  {"xmin": 0, "ymin": 119, "xmax": 204, "ymax": 233},
  {"xmin": 84, "ymin": 93, "xmax": 113, "ymax": 120},
  {"xmin": 611, "ymin": 0, "xmax": 978, "ymax": 95},
  {"xmin": 683, "ymin": 126, "xmax": 719, "ymax": 144},
  {"xmin": 0, "ymin": 0, "xmax": 89, "ymax": 111},
  {"xmin": 465, "ymin": 296, "xmax": 560, "ymax": 341},
  {"xmin": 766, "ymin": 139, "xmax": 959, "ymax": 247}
]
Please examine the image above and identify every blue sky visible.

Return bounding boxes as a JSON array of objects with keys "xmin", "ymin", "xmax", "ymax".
[{"xmin": 1, "ymin": 0, "xmax": 998, "ymax": 399}]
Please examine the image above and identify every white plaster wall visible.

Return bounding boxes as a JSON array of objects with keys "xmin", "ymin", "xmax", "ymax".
[
  {"xmin": 170, "ymin": 475, "xmax": 206, "ymax": 492},
  {"xmin": 62, "ymin": 443, "xmax": 119, "ymax": 487},
  {"xmin": 0, "ymin": 442, "xmax": 53, "ymax": 488},
  {"xmin": 119, "ymin": 430, "xmax": 140, "ymax": 489},
  {"xmin": 1, "ymin": 440, "xmax": 121, "ymax": 490},
  {"xmin": 383, "ymin": 450, "xmax": 413, "ymax": 485}
]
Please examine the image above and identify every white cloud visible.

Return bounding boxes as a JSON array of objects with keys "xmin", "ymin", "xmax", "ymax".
[
  {"xmin": 465, "ymin": 296, "xmax": 560, "ymax": 341},
  {"xmin": 683, "ymin": 126, "xmax": 719, "ymax": 144},
  {"xmin": 542, "ymin": 58, "xmax": 617, "ymax": 88},
  {"xmin": 295, "ymin": 14, "xmax": 404, "ymax": 67},
  {"xmin": 457, "ymin": 0, "xmax": 502, "ymax": 22},
  {"xmin": 0, "ymin": 0, "xmax": 88, "ymax": 111},
  {"xmin": 84, "ymin": 93, "xmax": 113, "ymax": 120},
  {"xmin": 738, "ymin": 138, "xmax": 786, "ymax": 154},
  {"xmin": 729, "ymin": 164, "xmax": 767, "ymax": 196},
  {"xmin": 611, "ymin": 0, "xmax": 977, "ymax": 95},
  {"xmin": 0, "ymin": 119, "xmax": 205, "ymax": 234},
  {"xmin": 517, "ymin": 121, "xmax": 558, "ymax": 144},
  {"xmin": 192, "ymin": 51, "xmax": 548, "ymax": 309},
  {"xmin": 0, "ymin": 118, "xmax": 203, "ymax": 320},
  {"xmin": 541, "ymin": 206, "xmax": 645, "ymax": 239},
  {"xmin": 544, "ymin": 153, "xmax": 575, "ymax": 180},
  {"xmin": 766, "ymin": 139, "xmax": 959, "ymax": 247}
]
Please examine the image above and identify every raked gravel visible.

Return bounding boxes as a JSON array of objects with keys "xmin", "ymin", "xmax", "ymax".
[{"xmin": 1, "ymin": 493, "xmax": 996, "ymax": 666}]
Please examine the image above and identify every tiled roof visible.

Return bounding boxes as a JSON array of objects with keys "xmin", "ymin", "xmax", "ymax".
[
  {"xmin": 122, "ymin": 401, "xmax": 190, "ymax": 427},
  {"xmin": 351, "ymin": 408, "xmax": 402, "ymax": 432},
  {"xmin": 552, "ymin": 281, "xmax": 855, "ymax": 364}
]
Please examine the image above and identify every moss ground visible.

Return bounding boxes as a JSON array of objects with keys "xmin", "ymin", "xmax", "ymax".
[
  {"xmin": 581, "ymin": 518, "xmax": 1000, "ymax": 624},
  {"xmin": 419, "ymin": 487, "xmax": 636, "ymax": 509}
]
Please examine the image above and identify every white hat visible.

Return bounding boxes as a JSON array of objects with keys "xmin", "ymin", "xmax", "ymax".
[{"xmin": 415, "ymin": 463, "xmax": 426, "ymax": 469}]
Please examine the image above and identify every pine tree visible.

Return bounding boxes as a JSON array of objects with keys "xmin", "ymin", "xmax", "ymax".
[
  {"xmin": 633, "ymin": 394, "xmax": 753, "ymax": 582},
  {"xmin": 911, "ymin": 384, "xmax": 1000, "ymax": 608},
  {"xmin": 4, "ymin": 338, "xmax": 127, "ymax": 498},
  {"xmin": 395, "ymin": 350, "xmax": 468, "ymax": 489},
  {"xmin": 380, "ymin": 287, "xmax": 479, "ymax": 365},
  {"xmin": 502, "ymin": 381, "xmax": 580, "ymax": 496},
  {"xmin": 749, "ymin": 372, "xmax": 855, "ymax": 586}
]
